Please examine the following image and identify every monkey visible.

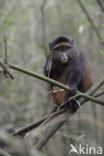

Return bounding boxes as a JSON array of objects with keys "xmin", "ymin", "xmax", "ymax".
[{"xmin": 44, "ymin": 36, "xmax": 93, "ymax": 112}]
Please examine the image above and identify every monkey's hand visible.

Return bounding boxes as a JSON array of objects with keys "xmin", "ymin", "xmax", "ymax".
[
  {"xmin": 68, "ymin": 85, "xmax": 77, "ymax": 96},
  {"xmin": 58, "ymin": 98, "xmax": 80, "ymax": 113}
]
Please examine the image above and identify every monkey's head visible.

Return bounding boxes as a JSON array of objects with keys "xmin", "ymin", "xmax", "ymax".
[{"xmin": 49, "ymin": 36, "xmax": 74, "ymax": 64}]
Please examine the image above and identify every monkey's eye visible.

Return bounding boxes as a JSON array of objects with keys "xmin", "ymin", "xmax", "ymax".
[{"xmin": 60, "ymin": 52, "xmax": 68, "ymax": 63}]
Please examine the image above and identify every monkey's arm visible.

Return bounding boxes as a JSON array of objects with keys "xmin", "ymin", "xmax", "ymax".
[
  {"xmin": 67, "ymin": 58, "xmax": 84, "ymax": 92},
  {"xmin": 44, "ymin": 55, "xmax": 52, "ymax": 76},
  {"xmin": 80, "ymin": 61, "xmax": 93, "ymax": 92},
  {"xmin": 67, "ymin": 70, "xmax": 82, "ymax": 91},
  {"xmin": 64, "ymin": 62, "xmax": 84, "ymax": 112}
]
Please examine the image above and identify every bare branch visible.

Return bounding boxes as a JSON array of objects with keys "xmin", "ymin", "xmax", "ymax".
[
  {"xmin": 11, "ymin": 108, "xmax": 66, "ymax": 136},
  {"xmin": 3, "ymin": 35, "xmax": 8, "ymax": 64},
  {"xmin": 96, "ymin": 0, "xmax": 104, "ymax": 13},
  {"xmin": 0, "ymin": 149, "xmax": 12, "ymax": 156},
  {"xmin": 10, "ymin": 76, "xmax": 104, "ymax": 139},
  {"xmin": 7, "ymin": 63, "xmax": 104, "ymax": 149},
  {"xmin": 95, "ymin": 90, "xmax": 104, "ymax": 97},
  {"xmin": 35, "ymin": 121, "xmax": 65, "ymax": 151},
  {"xmin": 40, "ymin": 0, "xmax": 47, "ymax": 56},
  {"xmin": 80, "ymin": 94, "xmax": 104, "ymax": 106},
  {"xmin": 33, "ymin": 79, "xmax": 104, "ymax": 151},
  {"xmin": 9, "ymin": 63, "xmax": 104, "ymax": 96},
  {"xmin": 89, "ymin": 76, "xmax": 104, "ymax": 95},
  {"xmin": 9, "ymin": 64, "xmax": 72, "ymax": 92},
  {"xmin": 80, "ymin": 76, "xmax": 104, "ymax": 105},
  {"xmin": 0, "ymin": 61, "xmax": 14, "ymax": 79},
  {"xmin": 76, "ymin": 0, "xmax": 102, "ymax": 40},
  {"xmin": 0, "ymin": 35, "xmax": 14, "ymax": 79}
]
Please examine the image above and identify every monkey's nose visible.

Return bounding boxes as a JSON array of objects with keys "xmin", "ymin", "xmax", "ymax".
[{"xmin": 60, "ymin": 52, "xmax": 68, "ymax": 63}]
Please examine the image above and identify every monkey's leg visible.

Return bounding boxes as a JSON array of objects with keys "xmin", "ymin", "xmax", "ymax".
[{"xmin": 62, "ymin": 69, "xmax": 83, "ymax": 112}]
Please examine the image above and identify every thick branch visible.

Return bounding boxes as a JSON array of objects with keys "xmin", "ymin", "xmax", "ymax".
[
  {"xmin": 35, "ymin": 121, "xmax": 65, "ymax": 151},
  {"xmin": 34, "ymin": 78, "xmax": 104, "ymax": 151},
  {"xmin": 11, "ymin": 108, "xmax": 66, "ymax": 136},
  {"xmin": 11, "ymin": 76, "xmax": 104, "ymax": 137}
]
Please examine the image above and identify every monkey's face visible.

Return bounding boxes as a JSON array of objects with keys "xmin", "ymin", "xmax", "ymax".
[
  {"xmin": 49, "ymin": 36, "xmax": 75, "ymax": 65},
  {"xmin": 51, "ymin": 49, "xmax": 71, "ymax": 64}
]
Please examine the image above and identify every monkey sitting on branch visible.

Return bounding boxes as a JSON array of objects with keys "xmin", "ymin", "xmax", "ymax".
[{"xmin": 44, "ymin": 36, "xmax": 93, "ymax": 112}]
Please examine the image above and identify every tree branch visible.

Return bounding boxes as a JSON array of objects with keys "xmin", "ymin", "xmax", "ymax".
[
  {"xmin": 9, "ymin": 63, "xmax": 104, "ymax": 107},
  {"xmin": 0, "ymin": 61, "xmax": 14, "ymax": 79},
  {"xmin": 9, "ymin": 63, "xmax": 73, "ymax": 92},
  {"xmin": 33, "ymin": 77, "xmax": 104, "ymax": 150},
  {"xmin": 3, "ymin": 35, "xmax": 8, "ymax": 64},
  {"xmin": 95, "ymin": 90, "xmax": 104, "ymax": 97},
  {"xmin": 10, "ymin": 76, "xmax": 104, "ymax": 138},
  {"xmin": 40, "ymin": 0, "xmax": 47, "ymax": 56},
  {"xmin": 0, "ymin": 149, "xmax": 12, "ymax": 156},
  {"xmin": 35, "ymin": 121, "xmax": 65, "ymax": 151},
  {"xmin": 11, "ymin": 108, "xmax": 66, "ymax": 136},
  {"xmin": 7, "ymin": 62, "xmax": 104, "ymax": 149},
  {"xmin": 96, "ymin": 0, "xmax": 104, "ymax": 13},
  {"xmin": 80, "ymin": 94, "xmax": 104, "ymax": 106},
  {"xmin": 76, "ymin": 0, "xmax": 102, "ymax": 40}
]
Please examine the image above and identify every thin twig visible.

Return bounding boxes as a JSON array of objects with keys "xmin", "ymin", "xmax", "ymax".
[
  {"xmin": 41, "ymin": 0, "xmax": 47, "ymax": 56},
  {"xmin": 95, "ymin": 90, "xmax": 104, "ymax": 97},
  {"xmin": 77, "ymin": 0, "xmax": 102, "ymax": 40},
  {"xmin": 0, "ymin": 36, "xmax": 14, "ymax": 79},
  {"xmin": 89, "ymin": 76, "xmax": 104, "ymax": 96},
  {"xmin": 0, "ymin": 61, "xmax": 14, "ymax": 79},
  {"xmin": 96, "ymin": 0, "xmax": 104, "ymax": 13},
  {"xmin": 80, "ymin": 94, "xmax": 104, "ymax": 106},
  {"xmin": 80, "ymin": 76, "xmax": 104, "ymax": 104},
  {"xmin": 3, "ymin": 35, "xmax": 8, "ymax": 64}
]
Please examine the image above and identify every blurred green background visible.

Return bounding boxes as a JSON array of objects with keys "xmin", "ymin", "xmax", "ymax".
[{"xmin": 0, "ymin": 0, "xmax": 104, "ymax": 156}]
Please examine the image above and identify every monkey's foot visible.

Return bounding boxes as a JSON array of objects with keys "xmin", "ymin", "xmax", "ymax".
[
  {"xmin": 59, "ymin": 99, "xmax": 81, "ymax": 113},
  {"xmin": 68, "ymin": 99, "xmax": 81, "ymax": 112}
]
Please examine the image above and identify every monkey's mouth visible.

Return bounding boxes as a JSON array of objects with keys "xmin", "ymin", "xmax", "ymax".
[{"xmin": 60, "ymin": 52, "xmax": 68, "ymax": 63}]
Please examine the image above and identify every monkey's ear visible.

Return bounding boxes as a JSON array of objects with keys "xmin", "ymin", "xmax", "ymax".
[
  {"xmin": 70, "ymin": 39, "xmax": 74, "ymax": 45},
  {"xmin": 49, "ymin": 42, "xmax": 52, "ymax": 50}
]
